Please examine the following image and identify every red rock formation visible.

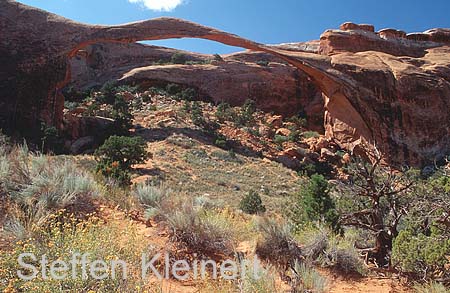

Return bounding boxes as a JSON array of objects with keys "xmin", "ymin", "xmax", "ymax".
[
  {"xmin": 1, "ymin": 1, "xmax": 449, "ymax": 166},
  {"xmin": 68, "ymin": 43, "xmax": 324, "ymax": 127}
]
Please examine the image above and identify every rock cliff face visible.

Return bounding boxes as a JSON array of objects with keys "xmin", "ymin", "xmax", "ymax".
[{"xmin": 1, "ymin": 0, "xmax": 449, "ymax": 166}]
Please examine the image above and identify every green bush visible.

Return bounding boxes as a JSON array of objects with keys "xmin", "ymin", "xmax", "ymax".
[
  {"xmin": 40, "ymin": 122, "xmax": 65, "ymax": 154},
  {"xmin": 240, "ymin": 263, "xmax": 277, "ymax": 293},
  {"xmin": 98, "ymin": 81, "xmax": 117, "ymax": 105},
  {"xmin": 215, "ymin": 102, "xmax": 237, "ymax": 122},
  {"xmin": 239, "ymin": 190, "xmax": 266, "ymax": 214},
  {"xmin": 109, "ymin": 95, "xmax": 133, "ymax": 136},
  {"xmin": 256, "ymin": 60, "xmax": 269, "ymax": 67},
  {"xmin": 236, "ymin": 99, "xmax": 257, "ymax": 126},
  {"xmin": 64, "ymin": 101, "xmax": 80, "ymax": 111},
  {"xmin": 94, "ymin": 136, "xmax": 149, "ymax": 185},
  {"xmin": 190, "ymin": 101, "xmax": 206, "ymax": 127},
  {"xmin": 171, "ymin": 52, "xmax": 187, "ymax": 64},
  {"xmin": 177, "ymin": 87, "xmax": 197, "ymax": 101},
  {"xmin": 213, "ymin": 53, "xmax": 224, "ymax": 62},
  {"xmin": 288, "ymin": 174, "xmax": 340, "ymax": 232},
  {"xmin": 302, "ymin": 131, "xmax": 320, "ymax": 139},
  {"xmin": 298, "ymin": 227, "xmax": 366, "ymax": 275},
  {"xmin": 392, "ymin": 230, "xmax": 450, "ymax": 278},
  {"xmin": 212, "ymin": 132, "xmax": 229, "ymax": 149},
  {"xmin": 274, "ymin": 134, "xmax": 289, "ymax": 145},
  {"xmin": 166, "ymin": 83, "xmax": 182, "ymax": 95}
]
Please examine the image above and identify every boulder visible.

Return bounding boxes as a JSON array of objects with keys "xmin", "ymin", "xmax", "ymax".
[
  {"xmin": 320, "ymin": 148, "xmax": 340, "ymax": 165},
  {"xmin": 340, "ymin": 22, "xmax": 375, "ymax": 32},
  {"xmin": 70, "ymin": 136, "xmax": 95, "ymax": 154},
  {"xmin": 275, "ymin": 128, "xmax": 291, "ymax": 137},
  {"xmin": 267, "ymin": 116, "xmax": 283, "ymax": 128},
  {"xmin": 378, "ymin": 28, "xmax": 407, "ymax": 39}
]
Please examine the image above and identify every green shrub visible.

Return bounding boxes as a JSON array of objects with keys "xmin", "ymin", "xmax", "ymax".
[
  {"xmin": 64, "ymin": 101, "xmax": 80, "ymax": 111},
  {"xmin": 166, "ymin": 83, "xmax": 182, "ymax": 95},
  {"xmin": 115, "ymin": 84, "xmax": 138, "ymax": 94},
  {"xmin": 239, "ymin": 190, "xmax": 266, "ymax": 214},
  {"xmin": 171, "ymin": 52, "xmax": 187, "ymax": 64},
  {"xmin": 213, "ymin": 53, "xmax": 224, "ymax": 62},
  {"xmin": 0, "ymin": 213, "xmax": 147, "ymax": 292},
  {"xmin": 40, "ymin": 122, "xmax": 64, "ymax": 154},
  {"xmin": 177, "ymin": 87, "xmax": 197, "ymax": 101},
  {"xmin": 298, "ymin": 226, "xmax": 366, "ymax": 275},
  {"xmin": 274, "ymin": 134, "xmax": 289, "ymax": 145},
  {"xmin": 322, "ymin": 240, "xmax": 366, "ymax": 275},
  {"xmin": 256, "ymin": 60, "xmax": 269, "ymax": 67},
  {"xmin": 98, "ymin": 81, "xmax": 117, "ymax": 104},
  {"xmin": 236, "ymin": 99, "xmax": 257, "ymax": 126},
  {"xmin": 133, "ymin": 183, "xmax": 168, "ymax": 207},
  {"xmin": 213, "ymin": 133, "xmax": 229, "ymax": 149},
  {"xmin": 302, "ymin": 131, "xmax": 320, "ymax": 139},
  {"xmin": 109, "ymin": 95, "xmax": 133, "ymax": 136},
  {"xmin": 191, "ymin": 101, "xmax": 206, "ymax": 127},
  {"xmin": 286, "ymin": 115, "xmax": 307, "ymax": 129},
  {"xmin": 288, "ymin": 174, "xmax": 340, "ymax": 232},
  {"xmin": 392, "ymin": 230, "xmax": 450, "ymax": 278},
  {"xmin": 94, "ymin": 136, "xmax": 149, "ymax": 185},
  {"xmin": 215, "ymin": 102, "xmax": 237, "ymax": 122}
]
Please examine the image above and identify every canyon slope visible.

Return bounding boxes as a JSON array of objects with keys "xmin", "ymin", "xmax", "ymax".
[{"xmin": 1, "ymin": 0, "xmax": 449, "ymax": 166}]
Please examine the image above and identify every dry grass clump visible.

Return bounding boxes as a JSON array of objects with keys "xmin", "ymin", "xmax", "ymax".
[
  {"xmin": 0, "ymin": 145, "xmax": 98, "ymax": 240},
  {"xmin": 413, "ymin": 281, "xmax": 448, "ymax": 293},
  {"xmin": 165, "ymin": 203, "xmax": 236, "ymax": 256},
  {"xmin": 255, "ymin": 218, "xmax": 302, "ymax": 270},
  {"xmin": 238, "ymin": 262, "xmax": 278, "ymax": 293},
  {"xmin": 298, "ymin": 226, "xmax": 367, "ymax": 276},
  {"xmin": 132, "ymin": 182, "xmax": 172, "ymax": 219},
  {"xmin": 290, "ymin": 261, "xmax": 329, "ymax": 293}
]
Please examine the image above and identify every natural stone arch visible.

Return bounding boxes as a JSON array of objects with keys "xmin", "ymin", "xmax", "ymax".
[{"xmin": 3, "ymin": 0, "xmax": 449, "ymax": 166}]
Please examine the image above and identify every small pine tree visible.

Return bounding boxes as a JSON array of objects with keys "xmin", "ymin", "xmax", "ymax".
[
  {"xmin": 289, "ymin": 174, "xmax": 340, "ymax": 232},
  {"xmin": 239, "ymin": 190, "xmax": 266, "ymax": 214},
  {"xmin": 191, "ymin": 101, "xmax": 206, "ymax": 127},
  {"xmin": 95, "ymin": 135, "xmax": 149, "ymax": 185},
  {"xmin": 213, "ymin": 53, "xmax": 224, "ymax": 62},
  {"xmin": 215, "ymin": 102, "xmax": 237, "ymax": 123},
  {"xmin": 235, "ymin": 99, "xmax": 257, "ymax": 126}
]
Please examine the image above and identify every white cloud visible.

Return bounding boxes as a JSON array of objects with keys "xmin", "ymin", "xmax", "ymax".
[{"xmin": 128, "ymin": 0, "xmax": 185, "ymax": 11}]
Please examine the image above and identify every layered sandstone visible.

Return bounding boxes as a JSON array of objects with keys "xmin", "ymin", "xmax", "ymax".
[{"xmin": 1, "ymin": 0, "xmax": 449, "ymax": 166}]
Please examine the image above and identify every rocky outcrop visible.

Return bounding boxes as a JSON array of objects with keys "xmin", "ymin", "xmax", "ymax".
[
  {"xmin": 1, "ymin": 1, "xmax": 449, "ymax": 166},
  {"xmin": 68, "ymin": 43, "xmax": 324, "ymax": 125}
]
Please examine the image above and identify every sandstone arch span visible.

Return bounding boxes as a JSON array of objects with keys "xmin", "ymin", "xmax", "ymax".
[{"xmin": 1, "ymin": 0, "xmax": 449, "ymax": 166}]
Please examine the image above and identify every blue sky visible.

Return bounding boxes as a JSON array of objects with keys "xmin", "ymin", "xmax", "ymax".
[{"xmin": 17, "ymin": 0, "xmax": 450, "ymax": 54}]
